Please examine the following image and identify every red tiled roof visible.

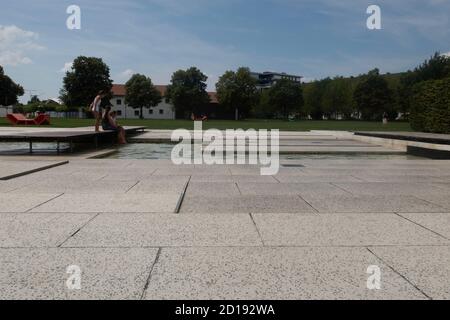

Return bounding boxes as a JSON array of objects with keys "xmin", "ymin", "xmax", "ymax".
[{"xmin": 112, "ymin": 84, "xmax": 218, "ymax": 104}]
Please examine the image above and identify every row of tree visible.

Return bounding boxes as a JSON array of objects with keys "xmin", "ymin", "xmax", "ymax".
[
  {"xmin": 303, "ymin": 52, "xmax": 450, "ymax": 121},
  {"xmin": 2, "ymin": 52, "xmax": 449, "ymax": 124}
]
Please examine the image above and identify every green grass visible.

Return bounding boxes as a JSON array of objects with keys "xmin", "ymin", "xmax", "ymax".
[{"xmin": 0, "ymin": 117, "xmax": 413, "ymax": 132}]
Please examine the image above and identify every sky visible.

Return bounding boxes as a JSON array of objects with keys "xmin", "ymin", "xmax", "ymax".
[{"xmin": 0, "ymin": 0, "xmax": 449, "ymax": 103}]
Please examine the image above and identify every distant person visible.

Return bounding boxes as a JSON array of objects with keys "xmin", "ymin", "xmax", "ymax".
[
  {"xmin": 102, "ymin": 106, "xmax": 127, "ymax": 144},
  {"xmin": 90, "ymin": 90, "xmax": 108, "ymax": 132}
]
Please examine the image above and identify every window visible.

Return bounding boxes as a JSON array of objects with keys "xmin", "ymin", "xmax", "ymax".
[
  {"xmin": 149, "ymin": 109, "xmax": 154, "ymax": 114},
  {"xmin": 134, "ymin": 110, "xmax": 140, "ymax": 117},
  {"xmin": 116, "ymin": 99, "xmax": 122, "ymax": 105},
  {"xmin": 116, "ymin": 110, "xmax": 122, "ymax": 116},
  {"xmin": 159, "ymin": 109, "xmax": 164, "ymax": 115}
]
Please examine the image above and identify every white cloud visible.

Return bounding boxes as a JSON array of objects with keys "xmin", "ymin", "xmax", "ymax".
[
  {"xmin": 60, "ymin": 61, "xmax": 73, "ymax": 73},
  {"xmin": 0, "ymin": 25, "xmax": 44, "ymax": 66},
  {"xmin": 442, "ymin": 52, "xmax": 450, "ymax": 57},
  {"xmin": 114, "ymin": 69, "xmax": 135, "ymax": 82}
]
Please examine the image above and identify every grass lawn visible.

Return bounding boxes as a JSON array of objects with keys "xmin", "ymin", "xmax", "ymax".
[{"xmin": 0, "ymin": 117, "xmax": 413, "ymax": 132}]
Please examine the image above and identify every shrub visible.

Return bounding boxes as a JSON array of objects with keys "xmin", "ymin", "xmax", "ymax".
[{"xmin": 410, "ymin": 78, "xmax": 450, "ymax": 133}]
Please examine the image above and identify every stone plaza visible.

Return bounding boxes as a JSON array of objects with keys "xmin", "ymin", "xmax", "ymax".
[{"xmin": 0, "ymin": 127, "xmax": 450, "ymax": 300}]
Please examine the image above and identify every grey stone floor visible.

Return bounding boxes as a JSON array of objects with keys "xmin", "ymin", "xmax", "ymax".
[{"xmin": 1, "ymin": 155, "xmax": 450, "ymax": 299}]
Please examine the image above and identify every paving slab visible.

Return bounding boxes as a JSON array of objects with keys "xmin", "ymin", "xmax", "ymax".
[
  {"xmin": 274, "ymin": 175, "xmax": 363, "ymax": 183},
  {"xmin": 128, "ymin": 180, "xmax": 187, "ymax": 194},
  {"xmin": 0, "ymin": 248, "xmax": 158, "ymax": 300},
  {"xmin": 12, "ymin": 180, "xmax": 137, "ymax": 194},
  {"xmin": 63, "ymin": 213, "xmax": 262, "ymax": 247},
  {"xmin": 252, "ymin": 213, "xmax": 448, "ymax": 246},
  {"xmin": 0, "ymin": 160, "xmax": 68, "ymax": 180},
  {"xmin": 413, "ymin": 195, "xmax": 450, "ymax": 210},
  {"xmin": 237, "ymin": 182, "xmax": 349, "ymax": 197},
  {"xmin": 180, "ymin": 194, "xmax": 317, "ymax": 214},
  {"xmin": 0, "ymin": 213, "xmax": 94, "ymax": 248},
  {"xmin": 351, "ymin": 175, "xmax": 447, "ymax": 183},
  {"xmin": 185, "ymin": 182, "xmax": 240, "ymax": 197},
  {"xmin": 370, "ymin": 246, "xmax": 450, "ymax": 300},
  {"xmin": 0, "ymin": 193, "xmax": 61, "ymax": 213},
  {"xmin": 31, "ymin": 193, "xmax": 180, "ymax": 213},
  {"xmin": 154, "ymin": 167, "xmax": 231, "ymax": 176},
  {"xmin": 399, "ymin": 213, "xmax": 450, "ymax": 240},
  {"xmin": 301, "ymin": 194, "xmax": 445, "ymax": 213},
  {"xmin": 144, "ymin": 247, "xmax": 426, "ymax": 300},
  {"xmin": 334, "ymin": 182, "xmax": 449, "ymax": 196}
]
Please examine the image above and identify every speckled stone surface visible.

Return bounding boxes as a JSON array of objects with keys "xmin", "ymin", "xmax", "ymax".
[
  {"xmin": 62, "ymin": 213, "xmax": 262, "ymax": 247},
  {"xmin": 144, "ymin": 247, "xmax": 427, "ymax": 300},
  {"xmin": 0, "ymin": 248, "xmax": 158, "ymax": 300}
]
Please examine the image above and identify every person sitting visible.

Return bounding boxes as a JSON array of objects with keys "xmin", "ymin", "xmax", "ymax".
[{"xmin": 102, "ymin": 106, "xmax": 127, "ymax": 144}]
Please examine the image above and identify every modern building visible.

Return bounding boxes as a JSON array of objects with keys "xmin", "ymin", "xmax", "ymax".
[
  {"xmin": 110, "ymin": 84, "xmax": 219, "ymax": 120},
  {"xmin": 251, "ymin": 71, "xmax": 303, "ymax": 91}
]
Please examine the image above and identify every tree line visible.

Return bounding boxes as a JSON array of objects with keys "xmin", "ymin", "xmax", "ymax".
[{"xmin": 1, "ymin": 52, "xmax": 449, "ymax": 132}]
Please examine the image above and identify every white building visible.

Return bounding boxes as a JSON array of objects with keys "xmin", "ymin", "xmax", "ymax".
[
  {"xmin": 111, "ymin": 84, "xmax": 176, "ymax": 120},
  {"xmin": 0, "ymin": 106, "xmax": 13, "ymax": 117}
]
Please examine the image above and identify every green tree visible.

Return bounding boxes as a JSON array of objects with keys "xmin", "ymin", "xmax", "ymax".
[
  {"xmin": 303, "ymin": 78, "xmax": 331, "ymax": 120},
  {"xmin": 216, "ymin": 67, "xmax": 259, "ymax": 120},
  {"xmin": 353, "ymin": 69, "xmax": 394, "ymax": 120},
  {"xmin": 267, "ymin": 78, "xmax": 303, "ymax": 119},
  {"xmin": 28, "ymin": 95, "xmax": 40, "ymax": 105},
  {"xmin": 398, "ymin": 52, "xmax": 450, "ymax": 117},
  {"xmin": 322, "ymin": 77, "xmax": 354, "ymax": 119},
  {"xmin": 125, "ymin": 74, "xmax": 162, "ymax": 119},
  {"xmin": 60, "ymin": 56, "xmax": 113, "ymax": 107},
  {"xmin": 165, "ymin": 67, "xmax": 210, "ymax": 119},
  {"xmin": 0, "ymin": 65, "xmax": 24, "ymax": 106},
  {"xmin": 410, "ymin": 78, "xmax": 450, "ymax": 133}
]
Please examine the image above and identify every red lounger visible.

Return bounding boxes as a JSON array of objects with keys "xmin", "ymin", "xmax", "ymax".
[
  {"xmin": 34, "ymin": 114, "xmax": 51, "ymax": 125},
  {"xmin": 6, "ymin": 113, "xmax": 35, "ymax": 125},
  {"xmin": 6, "ymin": 113, "xmax": 51, "ymax": 126}
]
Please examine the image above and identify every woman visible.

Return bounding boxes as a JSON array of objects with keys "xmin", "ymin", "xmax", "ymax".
[
  {"xmin": 102, "ymin": 106, "xmax": 127, "ymax": 144},
  {"xmin": 90, "ymin": 90, "xmax": 108, "ymax": 132}
]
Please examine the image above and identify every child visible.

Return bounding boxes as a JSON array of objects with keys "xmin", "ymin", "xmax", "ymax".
[{"xmin": 102, "ymin": 107, "xmax": 127, "ymax": 144}]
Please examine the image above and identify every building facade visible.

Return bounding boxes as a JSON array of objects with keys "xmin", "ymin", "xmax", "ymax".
[
  {"xmin": 111, "ymin": 84, "xmax": 219, "ymax": 120},
  {"xmin": 111, "ymin": 84, "xmax": 176, "ymax": 120},
  {"xmin": 251, "ymin": 71, "xmax": 303, "ymax": 91}
]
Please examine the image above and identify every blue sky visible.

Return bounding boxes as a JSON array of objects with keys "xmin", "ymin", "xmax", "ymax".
[{"xmin": 0, "ymin": 0, "xmax": 449, "ymax": 102}]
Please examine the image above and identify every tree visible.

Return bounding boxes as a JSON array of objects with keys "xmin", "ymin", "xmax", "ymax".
[
  {"xmin": 60, "ymin": 56, "xmax": 113, "ymax": 107},
  {"xmin": 267, "ymin": 78, "xmax": 303, "ymax": 119},
  {"xmin": 165, "ymin": 67, "xmax": 210, "ymax": 119},
  {"xmin": 303, "ymin": 78, "xmax": 332, "ymax": 120},
  {"xmin": 125, "ymin": 74, "xmax": 162, "ymax": 119},
  {"xmin": 28, "ymin": 95, "xmax": 40, "ymax": 105},
  {"xmin": 398, "ymin": 52, "xmax": 450, "ymax": 117},
  {"xmin": 0, "ymin": 65, "xmax": 24, "ymax": 106},
  {"xmin": 353, "ymin": 69, "xmax": 394, "ymax": 120},
  {"xmin": 322, "ymin": 77, "xmax": 354, "ymax": 119},
  {"xmin": 216, "ymin": 67, "xmax": 259, "ymax": 120}
]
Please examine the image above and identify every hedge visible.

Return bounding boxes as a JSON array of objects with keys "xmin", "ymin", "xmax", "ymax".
[{"xmin": 410, "ymin": 77, "xmax": 450, "ymax": 133}]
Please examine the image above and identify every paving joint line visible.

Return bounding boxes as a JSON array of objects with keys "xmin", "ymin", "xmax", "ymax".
[
  {"xmin": 174, "ymin": 176, "xmax": 191, "ymax": 213},
  {"xmin": 297, "ymin": 194, "xmax": 320, "ymax": 214},
  {"xmin": 125, "ymin": 181, "xmax": 141, "ymax": 193},
  {"xmin": 329, "ymin": 182, "xmax": 354, "ymax": 195},
  {"xmin": 57, "ymin": 213, "xmax": 101, "ymax": 248},
  {"xmin": 140, "ymin": 247, "xmax": 162, "ymax": 300},
  {"xmin": 394, "ymin": 212, "xmax": 450, "ymax": 241},
  {"xmin": 25, "ymin": 193, "xmax": 65, "ymax": 213},
  {"xmin": 249, "ymin": 213, "xmax": 265, "ymax": 246},
  {"xmin": 366, "ymin": 247, "xmax": 432, "ymax": 300}
]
